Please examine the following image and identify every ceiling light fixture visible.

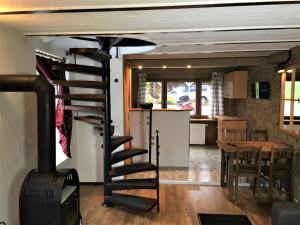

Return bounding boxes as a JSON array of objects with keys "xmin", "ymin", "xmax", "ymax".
[
  {"xmin": 286, "ymin": 69, "xmax": 293, "ymax": 73},
  {"xmin": 138, "ymin": 65, "xmax": 143, "ymax": 70},
  {"xmin": 187, "ymin": 65, "xmax": 191, "ymax": 69},
  {"xmin": 162, "ymin": 65, "xmax": 167, "ymax": 69},
  {"xmin": 277, "ymin": 69, "xmax": 285, "ymax": 74}
]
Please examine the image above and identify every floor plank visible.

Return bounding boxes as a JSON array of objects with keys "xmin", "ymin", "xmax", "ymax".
[{"xmin": 80, "ymin": 184, "xmax": 274, "ymax": 225}]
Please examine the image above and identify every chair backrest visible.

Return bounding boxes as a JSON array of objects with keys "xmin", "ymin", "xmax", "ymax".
[
  {"xmin": 249, "ymin": 129, "xmax": 269, "ymax": 141},
  {"xmin": 235, "ymin": 146, "xmax": 262, "ymax": 170},
  {"xmin": 224, "ymin": 128, "xmax": 247, "ymax": 141},
  {"xmin": 270, "ymin": 147, "xmax": 295, "ymax": 173}
]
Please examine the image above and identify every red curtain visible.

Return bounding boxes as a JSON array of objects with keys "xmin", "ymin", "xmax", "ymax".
[{"xmin": 36, "ymin": 55, "xmax": 72, "ymax": 158}]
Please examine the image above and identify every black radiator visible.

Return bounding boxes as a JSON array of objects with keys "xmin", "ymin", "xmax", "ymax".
[{"xmin": 0, "ymin": 75, "xmax": 81, "ymax": 225}]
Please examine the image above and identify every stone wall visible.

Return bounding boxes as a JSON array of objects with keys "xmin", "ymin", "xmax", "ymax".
[{"xmin": 236, "ymin": 62, "xmax": 300, "ymax": 200}]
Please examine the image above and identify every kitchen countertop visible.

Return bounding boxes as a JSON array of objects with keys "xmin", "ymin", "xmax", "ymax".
[
  {"xmin": 190, "ymin": 118, "xmax": 217, "ymax": 123},
  {"xmin": 215, "ymin": 115, "xmax": 246, "ymax": 121}
]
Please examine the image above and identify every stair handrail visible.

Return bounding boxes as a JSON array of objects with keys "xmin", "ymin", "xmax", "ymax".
[
  {"xmin": 155, "ymin": 129, "xmax": 160, "ymax": 212},
  {"xmin": 140, "ymin": 103, "xmax": 153, "ymax": 163}
]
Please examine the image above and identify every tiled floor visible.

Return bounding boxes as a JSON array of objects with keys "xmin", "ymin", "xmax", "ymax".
[{"xmin": 128, "ymin": 145, "xmax": 221, "ymax": 183}]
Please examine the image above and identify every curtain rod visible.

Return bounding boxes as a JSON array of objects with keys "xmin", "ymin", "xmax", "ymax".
[{"xmin": 36, "ymin": 49, "xmax": 64, "ymax": 62}]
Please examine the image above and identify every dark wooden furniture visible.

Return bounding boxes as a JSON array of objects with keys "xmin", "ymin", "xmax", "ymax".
[
  {"xmin": 234, "ymin": 146, "xmax": 262, "ymax": 203},
  {"xmin": 217, "ymin": 141, "xmax": 291, "ymax": 200}
]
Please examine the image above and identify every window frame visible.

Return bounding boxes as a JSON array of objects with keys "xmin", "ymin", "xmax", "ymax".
[
  {"xmin": 279, "ymin": 67, "xmax": 300, "ymax": 137},
  {"xmin": 146, "ymin": 79, "xmax": 211, "ymax": 117}
]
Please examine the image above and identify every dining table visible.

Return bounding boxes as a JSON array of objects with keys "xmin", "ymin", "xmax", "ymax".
[{"xmin": 216, "ymin": 140, "xmax": 291, "ymax": 201}]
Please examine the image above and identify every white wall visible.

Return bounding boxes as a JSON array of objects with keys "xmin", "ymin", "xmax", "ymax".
[
  {"xmin": 58, "ymin": 52, "xmax": 125, "ymax": 182},
  {"xmin": 0, "ymin": 24, "xmax": 64, "ymax": 225},
  {"xmin": 57, "ymin": 56, "xmax": 104, "ymax": 182},
  {"xmin": 110, "ymin": 56, "xmax": 124, "ymax": 137}
]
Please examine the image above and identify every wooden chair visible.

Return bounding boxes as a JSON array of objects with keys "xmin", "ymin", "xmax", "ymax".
[
  {"xmin": 224, "ymin": 128, "xmax": 247, "ymax": 141},
  {"xmin": 249, "ymin": 129, "xmax": 269, "ymax": 141},
  {"xmin": 264, "ymin": 147, "xmax": 295, "ymax": 201},
  {"xmin": 234, "ymin": 146, "xmax": 262, "ymax": 203},
  {"xmin": 223, "ymin": 128, "xmax": 247, "ymax": 183}
]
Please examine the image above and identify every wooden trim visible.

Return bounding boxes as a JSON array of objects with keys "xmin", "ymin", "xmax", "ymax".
[
  {"xmin": 280, "ymin": 72, "xmax": 286, "ymax": 129},
  {"xmin": 123, "ymin": 63, "xmax": 132, "ymax": 164},
  {"xmin": 197, "ymin": 80, "xmax": 201, "ymax": 116},
  {"xmin": 2, "ymin": 2, "xmax": 299, "ymax": 15},
  {"xmin": 162, "ymin": 81, "xmax": 167, "ymax": 109},
  {"xmin": 280, "ymin": 128, "xmax": 300, "ymax": 138},
  {"xmin": 290, "ymin": 68, "xmax": 296, "ymax": 131}
]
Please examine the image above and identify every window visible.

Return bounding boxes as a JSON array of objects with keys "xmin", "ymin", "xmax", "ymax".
[
  {"xmin": 137, "ymin": 79, "xmax": 211, "ymax": 116},
  {"xmin": 201, "ymin": 83, "xmax": 211, "ymax": 116},
  {"xmin": 167, "ymin": 82, "xmax": 196, "ymax": 115},
  {"xmin": 280, "ymin": 66, "xmax": 300, "ymax": 136},
  {"xmin": 145, "ymin": 81, "xmax": 162, "ymax": 109}
]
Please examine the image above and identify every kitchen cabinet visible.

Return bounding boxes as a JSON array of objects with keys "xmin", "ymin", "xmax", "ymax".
[
  {"xmin": 216, "ymin": 116, "xmax": 247, "ymax": 141},
  {"xmin": 224, "ymin": 71, "xmax": 248, "ymax": 99}
]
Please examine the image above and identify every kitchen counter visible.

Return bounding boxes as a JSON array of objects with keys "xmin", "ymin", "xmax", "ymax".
[
  {"xmin": 129, "ymin": 110, "xmax": 190, "ymax": 167},
  {"xmin": 215, "ymin": 115, "xmax": 245, "ymax": 121}
]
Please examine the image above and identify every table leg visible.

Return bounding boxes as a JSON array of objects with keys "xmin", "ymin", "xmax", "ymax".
[
  {"xmin": 228, "ymin": 153, "xmax": 234, "ymax": 201},
  {"xmin": 220, "ymin": 148, "xmax": 227, "ymax": 187}
]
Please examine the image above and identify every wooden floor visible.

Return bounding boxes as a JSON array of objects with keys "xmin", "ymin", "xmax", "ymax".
[
  {"xmin": 80, "ymin": 184, "xmax": 275, "ymax": 225},
  {"xmin": 128, "ymin": 145, "xmax": 221, "ymax": 183}
]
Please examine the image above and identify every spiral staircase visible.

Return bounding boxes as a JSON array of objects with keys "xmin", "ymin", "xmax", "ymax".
[{"xmin": 52, "ymin": 37, "xmax": 160, "ymax": 212}]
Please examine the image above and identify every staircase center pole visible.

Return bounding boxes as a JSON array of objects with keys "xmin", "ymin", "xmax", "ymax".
[{"xmin": 102, "ymin": 38, "xmax": 112, "ymax": 197}]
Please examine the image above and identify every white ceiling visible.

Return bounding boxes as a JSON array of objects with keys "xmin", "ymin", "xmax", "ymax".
[
  {"xmin": 0, "ymin": 0, "xmax": 299, "ymax": 57},
  {"xmin": 0, "ymin": 0, "xmax": 297, "ymax": 11}
]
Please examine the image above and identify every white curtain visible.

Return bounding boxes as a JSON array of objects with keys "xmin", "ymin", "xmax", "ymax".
[
  {"xmin": 211, "ymin": 72, "xmax": 224, "ymax": 117},
  {"xmin": 137, "ymin": 73, "xmax": 147, "ymax": 106}
]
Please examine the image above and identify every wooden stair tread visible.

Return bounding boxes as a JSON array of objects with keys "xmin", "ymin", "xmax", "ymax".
[
  {"xmin": 105, "ymin": 194, "xmax": 158, "ymax": 212},
  {"xmin": 69, "ymin": 48, "xmax": 111, "ymax": 63},
  {"xmin": 74, "ymin": 115, "xmax": 103, "ymax": 125},
  {"xmin": 51, "ymin": 80, "xmax": 107, "ymax": 89},
  {"xmin": 56, "ymin": 94, "xmax": 105, "ymax": 102},
  {"xmin": 63, "ymin": 105, "xmax": 104, "ymax": 113},
  {"xmin": 107, "ymin": 178, "xmax": 157, "ymax": 190},
  {"xmin": 52, "ymin": 64, "xmax": 108, "ymax": 76},
  {"xmin": 111, "ymin": 136, "xmax": 133, "ymax": 151},
  {"xmin": 111, "ymin": 148, "xmax": 148, "ymax": 164},
  {"xmin": 109, "ymin": 163, "xmax": 156, "ymax": 177}
]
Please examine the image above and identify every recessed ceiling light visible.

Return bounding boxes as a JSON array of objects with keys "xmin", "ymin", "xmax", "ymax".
[
  {"xmin": 187, "ymin": 65, "xmax": 191, "ymax": 69},
  {"xmin": 162, "ymin": 65, "xmax": 167, "ymax": 69},
  {"xmin": 287, "ymin": 69, "xmax": 293, "ymax": 73},
  {"xmin": 138, "ymin": 65, "xmax": 143, "ymax": 70}
]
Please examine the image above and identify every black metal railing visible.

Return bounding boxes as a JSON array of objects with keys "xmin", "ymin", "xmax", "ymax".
[{"xmin": 155, "ymin": 130, "xmax": 160, "ymax": 212}]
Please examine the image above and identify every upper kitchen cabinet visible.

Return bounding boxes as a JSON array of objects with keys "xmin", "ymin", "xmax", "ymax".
[{"xmin": 224, "ymin": 71, "xmax": 248, "ymax": 99}]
